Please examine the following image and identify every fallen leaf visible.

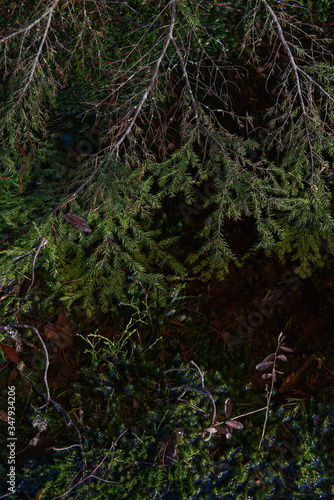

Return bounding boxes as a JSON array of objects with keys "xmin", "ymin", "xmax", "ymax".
[
  {"xmin": 62, "ymin": 213, "xmax": 92, "ymax": 233},
  {"xmin": 0, "ymin": 343, "xmax": 19, "ymax": 363}
]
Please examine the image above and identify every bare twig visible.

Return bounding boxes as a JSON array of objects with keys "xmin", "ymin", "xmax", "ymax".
[
  {"xmin": 5, "ymin": 324, "xmax": 50, "ymax": 404},
  {"xmin": 10, "ymin": 346, "xmax": 86, "ymax": 467},
  {"xmin": 229, "ymin": 407, "xmax": 267, "ymax": 421},
  {"xmin": 3, "ymin": 239, "xmax": 48, "ymax": 317},
  {"xmin": 0, "ymin": 322, "xmax": 86, "ymax": 465},
  {"xmin": 53, "ymin": 430, "xmax": 127, "ymax": 499},
  {"xmin": 11, "ymin": 239, "xmax": 48, "ymax": 264},
  {"xmin": 191, "ymin": 360, "xmax": 217, "ymax": 425},
  {"xmin": 22, "ymin": 238, "xmax": 48, "ymax": 302},
  {"xmin": 169, "ymin": 360, "xmax": 217, "ymax": 426}
]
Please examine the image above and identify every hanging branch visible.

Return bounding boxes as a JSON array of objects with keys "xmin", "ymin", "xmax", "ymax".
[
  {"xmin": 52, "ymin": 0, "xmax": 176, "ymax": 210},
  {"xmin": 172, "ymin": 37, "xmax": 200, "ymax": 126},
  {"xmin": 0, "ymin": 0, "xmax": 60, "ymax": 131},
  {"xmin": 112, "ymin": 0, "xmax": 176, "ymax": 158},
  {"xmin": 171, "ymin": 36, "xmax": 253, "ymax": 172},
  {"xmin": 0, "ymin": 0, "xmax": 59, "ymax": 44},
  {"xmin": 260, "ymin": 0, "xmax": 315, "ymax": 180}
]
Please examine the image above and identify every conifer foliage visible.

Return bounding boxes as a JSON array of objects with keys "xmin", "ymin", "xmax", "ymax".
[{"xmin": 1, "ymin": 0, "xmax": 334, "ymax": 316}]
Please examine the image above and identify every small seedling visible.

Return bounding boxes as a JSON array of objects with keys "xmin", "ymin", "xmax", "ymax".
[{"xmin": 256, "ymin": 331, "xmax": 294, "ymax": 450}]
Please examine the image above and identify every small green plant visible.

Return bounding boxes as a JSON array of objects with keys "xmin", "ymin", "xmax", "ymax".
[
  {"xmin": 202, "ymin": 397, "xmax": 244, "ymax": 441},
  {"xmin": 284, "ymin": 397, "xmax": 307, "ymax": 418},
  {"xmin": 79, "ymin": 326, "xmax": 134, "ymax": 365},
  {"xmin": 79, "ymin": 311, "xmax": 148, "ymax": 364}
]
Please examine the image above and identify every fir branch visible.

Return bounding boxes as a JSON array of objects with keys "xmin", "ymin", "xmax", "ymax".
[
  {"xmin": 0, "ymin": 0, "xmax": 59, "ymax": 43},
  {"xmin": 261, "ymin": 0, "xmax": 315, "ymax": 180},
  {"xmin": 112, "ymin": 0, "xmax": 176, "ymax": 158},
  {"xmin": 0, "ymin": 0, "xmax": 60, "ymax": 133}
]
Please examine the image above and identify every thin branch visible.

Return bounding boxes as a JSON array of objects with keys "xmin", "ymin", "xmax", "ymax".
[
  {"xmin": 0, "ymin": 323, "xmax": 85, "ymax": 461},
  {"xmin": 12, "ymin": 344, "xmax": 86, "ymax": 466},
  {"xmin": 53, "ymin": 158, "xmax": 100, "ymax": 212},
  {"xmin": 22, "ymin": 238, "xmax": 48, "ymax": 302},
  {"xmin": 257, "ymin": 331, "xmax": 292, "ymax": 450},
  {"xmin": 3, "ymin": 239, "xmax": 48, "ymax": 317},
  {"xmin": 0, "ymin": 0, "xmax": 59, "ymax": 44},
  {"xmin": 53, "ymin": 444, "xmax": 82, "ymax": 451},
  {"xmin": 172, "ymin": 37, "xmax": 200, "ymax": 130},
  {"xmin": 6, "ymin": 239, "xmax": 48, "ymax": 265}
]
